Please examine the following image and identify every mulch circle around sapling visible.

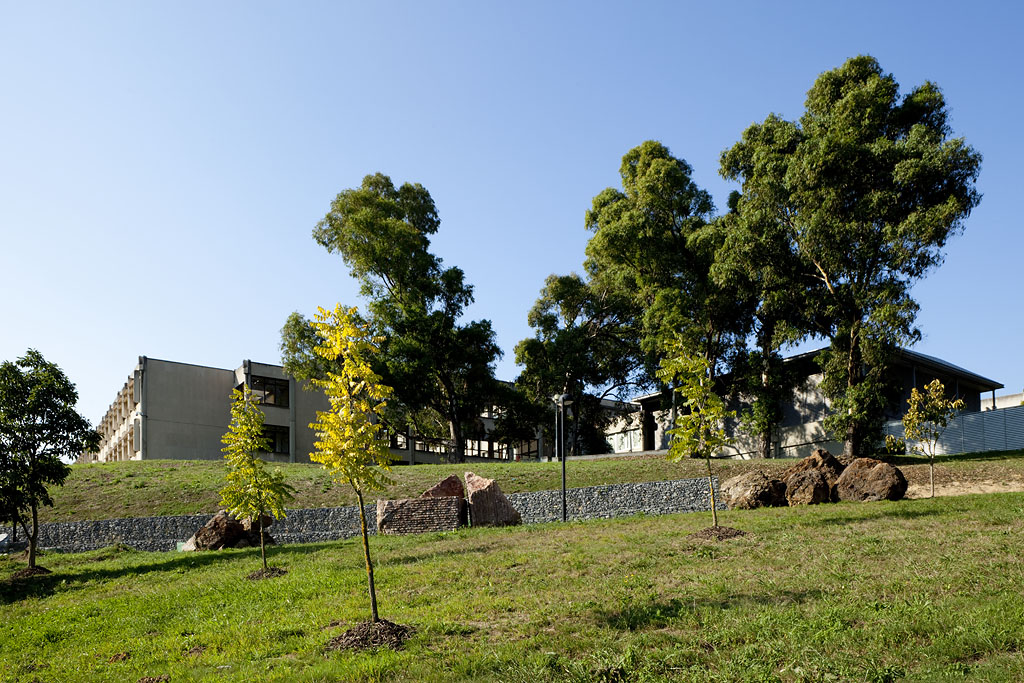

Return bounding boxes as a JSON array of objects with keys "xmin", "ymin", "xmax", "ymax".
[
  {"xmin": 688, "ymin": 526, "xmax": 747, "ymax": 541},
  {"xmin": 10, "ymin": 566, "xmax": 51, "ymax": 580},
  {"xmin": 326, "ymin": 619, "xmax": 414, "ymax": 651},
  {"xmin": 246, "ymin": 567, "xmax": 287, "ymax": 581}
]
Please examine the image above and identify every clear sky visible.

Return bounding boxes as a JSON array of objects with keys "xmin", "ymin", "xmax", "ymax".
[{"xmin": 2, "ymin": 1, "xmax": 1021, "ymax": 424}]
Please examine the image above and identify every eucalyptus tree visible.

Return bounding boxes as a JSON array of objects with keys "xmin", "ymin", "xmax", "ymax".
[
  {"xmin": 720, "ymin": 56, "xmax": 981, "ymax": 457},
  {"xmin": 514, "ymin": 272, "xmax": 647, "ymax": 456},
  {"xmin": 284, "ymin": 173, "xmax": 502, "ymax": 462},
  {"xmin": 584, "ymin": 141, "xmax": 747, "ymax": 381}
]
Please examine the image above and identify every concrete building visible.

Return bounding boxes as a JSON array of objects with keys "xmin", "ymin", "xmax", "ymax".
[
  {"xmin": 85, "ymin": 357, "xmax": 328, "ymax": 464},
  {"xmin": 609, "ymin": 347, "xmax": 1003, "ymax": 459},
  {"xmin": 85, "ymin": 356, "xmax": 546, "ymax": 465}
]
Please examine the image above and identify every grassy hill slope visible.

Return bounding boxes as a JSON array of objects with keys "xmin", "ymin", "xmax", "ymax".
[
  {"xmin": 3, "ymin": 491, "xmax": 1023, "ymax": 681},
  {"xmin": 39, "ymin": 450, "xmax": 1024, "ymax": 523}
]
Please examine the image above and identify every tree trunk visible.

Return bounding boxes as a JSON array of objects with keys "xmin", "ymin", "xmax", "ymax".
[
  {"xmin": 705, "ymin": 456, "xmax": 719, "ymax": 528},
  {"xmin": 259, "ymin": 514, "xmax": 267, "ymax": 570},
  {"xmin": 355, "ymin": 489, "xmax": 380, "ymax": 622},
  {"xmin": 759, "ymin": 430, "xmax": 773, "ymax": 460},
  {"xmin": 27, "ymin": 503, "xmax": 38, "ymax": 569},
  {"xmin": 929, "ymin": 457, "xmax": 935, "ymax": 498},
  {"xmin": 844, "ymin": 331, "xmax": 864, "ymax": 459},
  {"xmin": 759, "ymin": 319, "xmax": 777, "ymax": 460},
  {"xmin": 448, "ymin": 419, "xmax": 465, "ymax": 463}
]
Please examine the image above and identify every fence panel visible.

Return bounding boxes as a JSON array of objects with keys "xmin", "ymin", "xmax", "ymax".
[{"xmin": 886, "ymin": 405, "xmax": 1024, "ymax": 456}]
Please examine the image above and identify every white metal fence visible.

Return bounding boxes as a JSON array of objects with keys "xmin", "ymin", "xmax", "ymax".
[{"xmin": 884, "ymin": 404, "xmax": 1024, "ymax": 455}]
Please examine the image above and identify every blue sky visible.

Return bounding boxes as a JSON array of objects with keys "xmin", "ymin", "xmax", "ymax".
[{"xmin": 1, "ymin": 1, "xmax": 1021, "ymax": 424}]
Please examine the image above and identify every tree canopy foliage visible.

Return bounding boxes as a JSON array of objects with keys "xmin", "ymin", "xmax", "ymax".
[
  {"xmin": 720, "ymin": 55, "xmax": 981, "ymax": 456},
  {"xmin": 308, "ymin": 304, "xmax": 395, "ymax": 622},
  {"xmin": 896, "ymin": 379, "xmax": 965, "ymax": 497},
  {"xmin": 220, "ymin": 386, "xmax": 294, "ymax": 570},
  {"xmin": 514, "ymin": 273, "xmax": 645, "ymax": 455},
  {"xmin": 0, "ymin": 350, "xmax": 97, "ymax": 568},
  {"xmin": 284, "ymin": 173, "xmax": 502, "ymax": 462}
]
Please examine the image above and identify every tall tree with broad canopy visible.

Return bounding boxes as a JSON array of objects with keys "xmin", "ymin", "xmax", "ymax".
[
  {"xmin": 711, "ymin": 186, "xmax": 813, "ymax": 460},
  {"xmin": 720, "ymin": 56, "xmax": 981, "ymax": 457},
  {"xmin": 514, "ymin": 272, "xmax": 647, "ymax": 456},
  {"xmin": 284, "ymin": 173, "xmax": 502, "ymax": 462},
  {"xmin": 0, "ymin": 350, "xmax": 98, "ymax": 569},
  {"xmin": 219, "ymin": 385, "xmax": 295, "ymax": 571},
  {"xmin": 308, "ymin": 304, "xmax": 395, "ymax": 623},
  {"xmin": 584, "ymin": 141, "xmax": 747, "ymax": 391}
]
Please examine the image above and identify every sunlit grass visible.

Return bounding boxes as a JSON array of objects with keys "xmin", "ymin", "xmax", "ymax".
[{"xmin": 4, "ymin": 491, "xmax": 1024, "ymax": 681}]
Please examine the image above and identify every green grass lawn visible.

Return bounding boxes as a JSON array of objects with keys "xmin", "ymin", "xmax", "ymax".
[
  {"xmin": 43, "ymin": 450, "xmax": 1024, "ymax": 523},
  {"xmin": 4, "ymin": 491, "xmax": 1024, "ymax": 682}
]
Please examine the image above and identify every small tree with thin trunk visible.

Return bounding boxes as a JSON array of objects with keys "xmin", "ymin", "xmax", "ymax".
[
  {"xmin": 898, "ymin": 379, "xmax": 964, "ymax": 498},
  {"xmin": 308, "ymin": 304, "xmax": 395, "ymax": 623},
  {"xmin": 0, "ymin": 350, "xmax": 97, "ymax": 570},
  {"xmin": 220, "ymin": 385, "xmax": 294, "ymax": 571},
  {"xmin": 658, "ymin": 339, "xmax": 734, "ymax": 527}
]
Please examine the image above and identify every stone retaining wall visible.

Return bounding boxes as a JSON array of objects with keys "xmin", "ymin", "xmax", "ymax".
[
  {"xmin": 1, "ymin": 476, "xmax": 722, "ymax": 554},
  {"xmin": 377, "ymin": 497, "xmax": 465, "ymax": 535}
]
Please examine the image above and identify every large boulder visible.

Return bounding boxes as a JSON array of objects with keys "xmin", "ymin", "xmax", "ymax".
[
  {"xmin": 721, "ymin": 471, "xmax": 787, "ymax": 510},
  {"xmin": 784, "ymin": 469, "xmax": 831, "ymax": 506},
  {"xmin": 782, "ymin": 449, "xmax": 845, "ymax": 487},
  {"xmin": 421, "ymin": 474, "xmax": 465, "ymax": 499},
  {"xmin": 182, "ymin": 510, "xmax": 275, "ymax": 551},
  {"xmin": 464, "ymin": 472, "xmax": 521, "ymax": 527},
  {"xmin": 377, "ymin": 497, "xmax": 466, "ymax": 535},
  {"xmin": 835, "ymin": 458, "xmax": 908, "ymax": 502}
]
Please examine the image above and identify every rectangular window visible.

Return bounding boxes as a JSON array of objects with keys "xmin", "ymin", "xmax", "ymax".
[
  {"xmin": 262, "ymin": 425, "xmax": 289, "ymax": 455},
  {"xmin": 251, "ymin": 375, "xmax": 289, "ymax": 408}
]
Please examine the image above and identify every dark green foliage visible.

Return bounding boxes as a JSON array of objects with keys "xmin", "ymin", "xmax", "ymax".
[
  {"xmin": 514, "ymin": 273, "xmax": 646, "ymax": 456},
  {"xmin": 284, "ymin": 173, "xmax": 503, "ymax": 462},
  {"xmin": 584, "ymin": 141, "xmax": 749, "ymax": 393},
  {"xmin": 0, "ymin": 350, "xmax": 98, "ymax": 568},
  {"xmin": 720, "ymin": 56, "xmax": 981, "ymax": 456}
]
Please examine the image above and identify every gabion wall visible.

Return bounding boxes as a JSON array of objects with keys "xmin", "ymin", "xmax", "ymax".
[{"xmin": 1, "ymin": 476, "xmax": 721, "ymax": 554}]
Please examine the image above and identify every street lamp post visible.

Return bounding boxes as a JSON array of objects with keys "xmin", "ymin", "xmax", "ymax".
[{"xmin": 553, "ymin": 393, "xmax": 572, "ymax": 522}]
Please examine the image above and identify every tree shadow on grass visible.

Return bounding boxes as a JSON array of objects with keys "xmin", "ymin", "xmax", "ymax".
[
  {"xmin": 790, "ymin": 503, "xmax": 946, "ymax": 529},
  {"xmin": 0, "ymin": 549, "xmax": 245, "ymax": 605},
  {"xmin": 383, "ymin": 543, "xmax": 497, "ymax": 567},
  {"xmin": 595, "ymin": 588, "xmax": 827, "ymax": 631},
  {"xmin": 0, "ymin": 540, "xmax": 338, "ymax": 605}
]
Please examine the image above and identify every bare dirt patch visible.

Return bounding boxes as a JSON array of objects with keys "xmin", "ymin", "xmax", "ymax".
[
  {"xmin": 10, "ymin": 566, "xmax": 51, "ymax": 580},
  {"xmin": 137, "ymin": 676, "xmax": 169, "ymax": 683},
  {"xmin": 108, "ymin": 652, "xmax": 130, "ymax": 663},
  {"xmin": 688, "ymin": 526, "xmax": 747, "ymax": 541},
  {"xmin": 246, "ymin": 567, "xmax": 287, "ymax": 581},
  {"xmin": 904, "ymin": 479, "xmax": 1024, "ymax": 499},
  {"xmin": 325, "ymin": 619, "xmax": 414, "ymax": 651}
]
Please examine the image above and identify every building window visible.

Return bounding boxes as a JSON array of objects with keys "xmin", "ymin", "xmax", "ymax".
[
  {"xmin": 251, "ymin": 375, "xmax": 289, "ymax": 408},
  {"xmin": 262, "ymin": 425, "xmax": 289, "ymax": 455}
]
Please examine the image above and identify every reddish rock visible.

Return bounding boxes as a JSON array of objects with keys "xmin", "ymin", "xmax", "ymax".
[
  {"xmin": 182, "ymin": 510, "xmax": 275, "ymax": 551},
  {"xmin": 721, "ymin": 471, "xmax": 787, "ymax": 510},
  {"xmin": 377, "ymin": 497, "xmax": 465, "ymax": 534},
  {"xmin": 464, "ymin": 472, "xmax": 522, "ymax": 527},
  {"xmin": 784, "ymin": 469, "xmax": 831, "ymax": 506},
  {"xmin": 782, "ymin": 449, "xmax": 846, "ymax": 487},
  {"xmin": 835, "ymin": 458, "xmax": 908, "ymax": 502},
  {"xmin": 421, "ymin": 474, "xmax": 465, "ymax": 499}
]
